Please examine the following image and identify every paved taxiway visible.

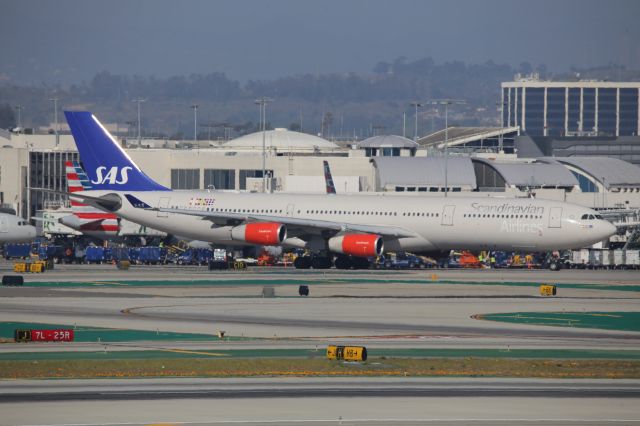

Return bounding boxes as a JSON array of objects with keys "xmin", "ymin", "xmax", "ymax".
[{"xmin": 1, "ymin": 264, "xmax": 639, "ymax": 349}]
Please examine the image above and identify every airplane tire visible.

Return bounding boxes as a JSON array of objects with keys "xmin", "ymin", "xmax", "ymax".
[
  {"xmin": 294, "ymin": 256, "xmax": 312, "ymax": 269},
  {"xmin": 352, "ymin": 257, "xmax": 370, "ymax": 270},
  {"xmin": 334, "ymin": 256, "xmax": 352, "ymax": 270},
  {"xmin": 311, "ymin": 256, "xmax": 332, "ymax": 269}
]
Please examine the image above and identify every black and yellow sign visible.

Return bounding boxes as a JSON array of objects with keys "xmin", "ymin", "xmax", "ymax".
[
  {"xmin": 327, "ymin": 345, "xmax": 367, "ymax": 361},
  {"xmin": 540, "ymin": 284, "xmax": 557, "ymax": 296}
]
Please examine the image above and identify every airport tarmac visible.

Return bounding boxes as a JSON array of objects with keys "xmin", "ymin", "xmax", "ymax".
[
  {"xmin": 1, "ymin": 264, "xmax": 639, "ymax": 348},
  {"xmin": 1, "ymin": 263, "xmax": 639, "ymax": 425}
]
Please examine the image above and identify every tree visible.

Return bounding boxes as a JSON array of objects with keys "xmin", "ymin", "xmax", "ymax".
[
  {"xmin": 518, "ymin": 62, "xmax": 533, "ymax": 75},
  {"xmin": 321, "ymin": 112, "xmax": 333, "ymax": 137}
]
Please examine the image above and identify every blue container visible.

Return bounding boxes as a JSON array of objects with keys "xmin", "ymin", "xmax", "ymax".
[
  {"xmin": 37, "ymin": 245, "xmax": 64, "ymax": 260},
  {"xmin": 128, "ymin": 247, "xmax": 140, "ymax": 263},
  {"xmin": 177, "ymin": 249, "xmax": 194, "ymax": 265},
  {"xmin": 111, "ymin": 247, "xmax": 130, "ymax": 261},
  {"xmin": 4, "ymin": 243, "xmax": 32, "ymax": 259},
  {"xmin": 85, "ymin": 246, "xmax": 105, "ymax": 263},
  {"xmin": 139, "ymin": 246, "xmax": 163, "ymax": 263}
]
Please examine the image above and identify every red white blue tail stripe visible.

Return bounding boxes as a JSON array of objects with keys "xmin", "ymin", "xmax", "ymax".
[{"xmin": 65, "ymin": 161, "xmax": 119, "ymax": 233}]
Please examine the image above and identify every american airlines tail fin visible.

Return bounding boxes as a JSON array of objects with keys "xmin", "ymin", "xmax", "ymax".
[
  {"xmin": 64, "ymin": 111, "xmax": 169, "ymax": 192},
  {"xmin": 323, "ymin": 161, "xmax": 337, "ymax": 194},
  {"xmin": 65, "ymin": 161, "xmax": 119, "ymax": 233}
]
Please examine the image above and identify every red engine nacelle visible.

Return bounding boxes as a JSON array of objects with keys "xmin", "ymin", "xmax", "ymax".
[
  {"xmin": 231, "ymin": 222, "xmax": 287, "ymax": 245},
  {"xmin": 328, "ymin": 234, "xmax": 384, "ymax": 257}
]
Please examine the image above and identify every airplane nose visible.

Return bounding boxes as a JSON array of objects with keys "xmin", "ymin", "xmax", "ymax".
[{"xmin": 601, "ymin": 221, "xmax": 617, "ymax": 239}]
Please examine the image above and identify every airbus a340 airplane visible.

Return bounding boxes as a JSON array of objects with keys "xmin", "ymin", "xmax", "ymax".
[{"xmin": 62, "ymin": 111, "xmax": 615, "ymax": 269}]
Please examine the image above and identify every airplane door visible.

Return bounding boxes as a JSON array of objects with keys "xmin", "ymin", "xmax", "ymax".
[
  {"xmin": 286, "ymin": 203, "xmax": 295, "ymax": 217},
  {"xmin": 441, "ymin": 205, "xmax": 455, "ymax": 226},
  {"xmin": 0, "ymin": 216, "xmax": 6, "ymax": 233},
  {"xmin": 549, "ymin": 207, "xmax": 562, "ymax": 228},
  {"xmin": 157, "ymin": 197, "xmax": 170, "ymax": 218}
]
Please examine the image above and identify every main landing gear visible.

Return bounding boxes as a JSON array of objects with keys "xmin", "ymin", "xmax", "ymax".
[
  {"xmin": 293, "ymin": 254, "xmax": 370, "ymax": 270},
  {"xmin": 293, "ymin": 254, "xmax": 331, "ymax": 269},
  {"xmin": 334, "ymin": 255, "xmax": 370, "ymax": 270}
]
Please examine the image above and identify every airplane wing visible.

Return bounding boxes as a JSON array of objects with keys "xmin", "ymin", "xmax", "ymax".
[
  {"xmin": 29, "ymin": 187, "xmax": 122, "ymax": 212},
  {"xmin": 151, "ymin": 206, "xmax": 418, "ymax": 239}
]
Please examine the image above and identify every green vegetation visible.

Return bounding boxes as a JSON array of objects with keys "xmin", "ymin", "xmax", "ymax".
[
  {"xmin": 1, "ymin": 358, "xmax": 638, "ymax": 380},
  {"xmin": 479, "ymin": 311, "xmax": 640, "ymax": 332},
  {"xmin": 1, "ymin": 348, "xmax": 639, "ymax": 361}
]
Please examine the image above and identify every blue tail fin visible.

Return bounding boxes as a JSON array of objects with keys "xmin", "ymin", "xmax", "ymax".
[{"xmin": 64, "ymin": 111, "xmax": 169, "ymax": 191}]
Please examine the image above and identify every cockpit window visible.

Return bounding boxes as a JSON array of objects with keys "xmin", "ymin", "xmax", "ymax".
[
  {"xmin": 595, "ymin": 215, "xmax": 603, "ymax": 220},
  {"xmin": 581, "ymin": 214, "xmax": 588, "ymax": 220}
]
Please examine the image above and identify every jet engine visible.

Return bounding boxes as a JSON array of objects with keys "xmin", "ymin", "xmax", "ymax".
[
  {"xmin": 231, "ymin": 222, "xmax": 287, "ymax": 245},
  {"xmin": 328, "ymin": 234, "xmax": 383, "ymax": 257}
]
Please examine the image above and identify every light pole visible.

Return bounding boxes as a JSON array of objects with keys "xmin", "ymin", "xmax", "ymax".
[
  {"xmin": 49, "ymin": 98, "xmax": 59, "ymax": 147},
  {"xmin": 15, "ymin": 105, "xmax": 23, "ymax": 133},
  {"xmin": 428, "ymin": 99, "xmax": 466, "ymax": 197},
  {"xmin": 254, "ymin": 97, "xmax": 273, "ymax": 192},
  {"xmin": 409, "ymin": 102, "xmax": 422, "ymax": 141},
  {"xmin": 132, "ymin": 98, "xmax": 146, "ymax": 147},
  {"xmin": 496, "ymin": 101, "xmax": 507, "ymax": 153},
  {"xmin": 402, "ymin": 111, "xmax": 406, "ymax": 138},
  {"xmin": 190, "ymin": 104, "xmax": 199, "ymax": 143}
]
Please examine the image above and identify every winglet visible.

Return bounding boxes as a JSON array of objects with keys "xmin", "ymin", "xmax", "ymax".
[{"xmin": 125, "ymin": 194, "xmax": 153, "ymax": 209}]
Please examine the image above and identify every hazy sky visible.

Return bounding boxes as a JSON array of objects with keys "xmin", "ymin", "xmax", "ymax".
[{"xmin": 1, "ymin": 0, "xmax": 639, "ymax": 85}]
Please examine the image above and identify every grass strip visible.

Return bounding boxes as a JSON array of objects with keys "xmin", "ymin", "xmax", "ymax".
[
  {"xmin": 479, "ymin": 311, "xmax": 640, "ymax": 332},
  {"xmin": 1, "ymin": 358, "xmax": 639, "ymax": 379},
  {"xmin": 0, "ymin": 322, "xmax": 248, "ymax": 342},
  {"xmin": 2, "ymin": 348, "xmax": 640, "ymax": 361}
]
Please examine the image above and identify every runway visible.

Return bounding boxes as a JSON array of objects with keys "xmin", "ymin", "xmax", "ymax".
[{"xmin": 1, "ymin": 378, "xmax": 639, "ymax": 425}]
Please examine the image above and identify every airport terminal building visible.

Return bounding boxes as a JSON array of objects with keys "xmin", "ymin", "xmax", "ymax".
[
  {"xmin": 502, "ymin": 76, "xmax": 640, "ymax": 166},
  {"xmin": 502, "ymin": 77, "xmax": 640, "ymax": 137}
]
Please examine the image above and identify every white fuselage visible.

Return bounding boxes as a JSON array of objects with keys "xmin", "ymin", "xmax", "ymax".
[
  {"xmin": 0, "ymin": 213, "xmax": 36, "ymax": 243},
  {"xmin": 81, "ymin": 191, "xmax": 615, "ymax": 252}
]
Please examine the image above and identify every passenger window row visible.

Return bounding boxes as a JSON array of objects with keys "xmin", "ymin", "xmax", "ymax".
[
  {"xmin": 175, "ymin": 205, "xmax": 444, "ymax": 218},
  {"xmin": 463, "ymin": 213, "xmax": 542, "ymax": 219},
  {"xmin": 304, "ymin": 210, "xmax": 439, "ymax": 217},
  {"xmin": 306, "ymin": 210, "xmax": 398, "ymax": 216},
  {"xmin": 179, "ymin": 206, "xmax": 285, "ymax": 214}
]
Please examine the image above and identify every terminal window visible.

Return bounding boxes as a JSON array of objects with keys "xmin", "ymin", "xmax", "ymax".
[
  {"xmin": 598, "ymin": 88, "xmax": 617, "ymax": 136},
  {"xmin": 171, "ymin": 169, "xmax": 200, "ymax": 190},
  {"xmin": 619, "ymin": 89, "xmax": 639, "ymax": 136},
  {"xmin": 204, "ymin": 169, "xmax": 235, "ymax": 190}
]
